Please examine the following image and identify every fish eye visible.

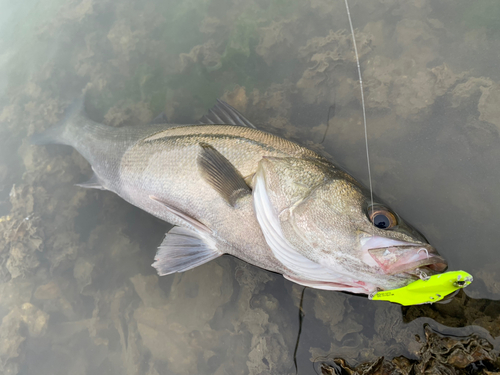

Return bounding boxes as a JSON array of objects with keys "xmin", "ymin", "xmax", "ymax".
[{"xmin": 368, "ymin": 206, "xmax": 397, "ymax": 229}]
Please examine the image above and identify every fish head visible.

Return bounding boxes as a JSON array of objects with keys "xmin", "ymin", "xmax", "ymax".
[{"xmin": 253, "ymin": 156, "xmax": 447, "ymax": 293}]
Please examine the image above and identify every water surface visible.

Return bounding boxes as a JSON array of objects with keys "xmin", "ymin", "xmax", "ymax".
[{"xmin": 0, "ymin": 0, "xmax": 499, "ymax": 374}]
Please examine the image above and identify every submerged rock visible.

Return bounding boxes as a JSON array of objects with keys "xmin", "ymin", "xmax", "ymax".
[
  {"xmin": 0, "ymin": 204, "xmax": 44, "ymax": 280},
  {"xmin": 317, "ymin": 324, "xmax": 499, "ymax": 375},
  {"xmin": 478, "ymin": 83, "xmax": 500, "ymax": 130},
  {"xmin": 0, "ymin": 303, "xmax": 49, "ymax": 375},
  {"xmin": 256, "ymin": 18, "xmax": 297, "ymax": 66},
  {"xmin": 132, "ymin": 261, "xmax": 234, "ymax": 374},
  {"xmin": 297, "ymin": 29, "xmax": 372, "ymax": 105}
]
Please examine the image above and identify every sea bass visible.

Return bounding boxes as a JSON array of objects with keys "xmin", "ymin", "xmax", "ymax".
[{"xmin": 32, "ymin": 99, "xmax": 447, "ymax": 295}]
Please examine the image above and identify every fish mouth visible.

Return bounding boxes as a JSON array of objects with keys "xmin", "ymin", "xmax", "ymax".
[{"xmin": 361, "ymin": 237, "xmax": 448, "ymax": 276}]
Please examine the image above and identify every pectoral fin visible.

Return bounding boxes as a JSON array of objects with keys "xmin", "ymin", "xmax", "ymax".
[
  {"xmin": 197, "ymin": 143, "xmax": 251, "ymax": 206},
  {"xmin": 152, "ymin": 226, "xmax": 221, "ymax": 275}
]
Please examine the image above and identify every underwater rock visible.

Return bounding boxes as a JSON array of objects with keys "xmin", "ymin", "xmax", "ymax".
[
  {"xmin": 319, "ymin": 356, "xmax": 413, "ymax": 375},
  {"xmin": 373, "ymin": 303, "xmax": 421, "ymax": 358},
  {"xmin": 199, "ymin": 17, "xmax": 221, "ymax": 35},
  {"xmin": 461, "ymin": 116, "xmax": 500, "ymax": 155},
  {"xmin": 297, "ymin": 29, "xmax": 372, "ymax": 105},
  {"xmin": 363, "ymin": 56, "xmax": 397, "ymax": 110},
  {"xmin": 298, "ymin": 29, "xmax": 372, "ymax": 64},
  {"xmin": 313, "ymin": 291, "xmax": 364, "ymax": 342},
  {"xmin": 450, "ymin": 77, "xmax": 493, "ymax": 108},
  {"xmin": 0, "ymin": 280, "xmax": 33, "ymax": 319},
  {"xmin": 404, "ymin": 291, "xmax": 500, "ymax": 338},
  {"xmin": 34, "ymin": 281, "xmax": 61, "ymax": 300},
  {"xmin": 317, "ymin": 324, "xmax": 499, "ymax": 375},
  {"xmin": 221, "ymin": 82, "xmax": 300, "ymax": 140},
  {"xmin": 364, "ymin": 59, "xmax": 461, "ymax": 120},
  {"xmin": 230, "ymin": 262, "xmax": 291, "ymax": 375},
  {"xmin": 307, "ymin": 0, "xmax": 341, "ymax": 17},
  {"xmin": 0, "ymin": 310, "xmax": 25, "ymax": 375},
  {"xmin": 18, "ymin": 303, "xmax": 49, "ymax": 337},
  {"xmin": 23, "ymin": 96, "xmax": 63, "ymax": 127},
  {"xmin": 129, "ymin": 274, "xmax": 166, "ymax": 309},
  {"xmin": 73, "ymin": 257, "xmax": 94, "ymax": 294},
  {"xmin": 234, "ymin": 259, "xmax": 274, "ymax": 293},
  {"xmin": 256, "ymin": 18, "xmax": 297, "ymax": 65},
  {"xmin": 107, "ymin": 20, "xmax": 145, "ymax": 63},
  {"xmin": 221, "ymin": 85, "xmax": 248, "ymax": 113},
  {"xmin": 249, "ymin": 81, "xmax": 294, "ymax": 121},
  {"xmin": 478, "ymin": 83, "xmax": 500, "ymax": 130},
  {"xmin": 179, "ymin": 40, "xmax": 222, "ymax": 73},
  {"xmin": 0, "ymin": 197, "xmax": 44, "ymax": 280},
  {"xmin": 132, "ymin": 261, "xmax": 233, "ymax": 374},
  {"xmin": 416, "ymin": 324, "xmax": 497, "ymax": 373},
  {"xmin": 104, "ymin": 101, "xmax": 153, "ymax": 127},
  {"xmin": 310, "ymin": 333, "xmax": 372, "ymax": 366},
  {"xmin": 0, "ymin": 303, "xmax": 49, "ymax": 375},
  {"xmin": 312, "ymin": 290, "xmax": 346, "ymax": 328},
  {"xmin": 395, "ymin": 18, "xmax": 441, "ymax": 68},
  {"xmin": 59, "ymin": 0, "xmax": 93, "ymax": 23},
  {"xmin": 476, "ymin": 269, "xmax": 500, "ymax": 296}
]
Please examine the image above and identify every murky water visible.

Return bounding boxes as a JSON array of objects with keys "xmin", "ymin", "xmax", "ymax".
[{"xmin": 1, "ymin": 0, "xmax": 499, "ymax": 374}]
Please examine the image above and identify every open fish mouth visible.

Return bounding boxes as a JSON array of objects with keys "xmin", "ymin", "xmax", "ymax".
[{"xmin": 361, "ymin": 237, "xmax": 448, "ymax": 276}]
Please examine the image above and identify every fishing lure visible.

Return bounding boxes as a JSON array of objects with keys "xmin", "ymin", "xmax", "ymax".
[{"xmin": 371, "ymin": 270, "xmax": 473, "ymax": 306}]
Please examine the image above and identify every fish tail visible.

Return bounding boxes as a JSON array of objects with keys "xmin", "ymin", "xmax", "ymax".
[
  {"xmin": 29, "ymin": 124, "xmax": 69, "ymax": 146},
  {"xmin": 29, "ymin": 96, "xmax": 86, "ymax": 147}
]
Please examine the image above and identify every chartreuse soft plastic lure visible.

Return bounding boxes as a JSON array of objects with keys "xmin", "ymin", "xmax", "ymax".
[{"xmin": 371, "ymin": 271, "xmax": 473, "ymax": 306}]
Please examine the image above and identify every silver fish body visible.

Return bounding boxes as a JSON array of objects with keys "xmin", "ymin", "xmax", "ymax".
[{"xmin": 32, "ymin": 100, "xmax": 447, "ymax": 294}]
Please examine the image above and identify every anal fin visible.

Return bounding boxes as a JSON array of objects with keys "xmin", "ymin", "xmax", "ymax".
[
  {"xmin": 76, "ymin": 174, "xmax": 106, "ymax": 190},
  {"xmin": 152, "ymin": 226, "xmax": 221, "ymax": 275}
]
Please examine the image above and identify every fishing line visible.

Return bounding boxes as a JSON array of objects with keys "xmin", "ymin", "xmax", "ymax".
[{"xmin": 343, "ymin": 0, "xmax": 375, "ymax": 230}]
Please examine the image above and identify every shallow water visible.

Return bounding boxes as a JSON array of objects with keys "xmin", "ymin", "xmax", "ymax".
[{"xmin": 0, "ymin": 0, "xmax": 499, "ymax": 374}]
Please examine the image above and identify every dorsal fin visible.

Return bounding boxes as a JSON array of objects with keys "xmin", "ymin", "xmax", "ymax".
[
  {"xmin": 149, "ymin": 112, "xmax": 169, "ymax": 125},
  {"xmin": 199, "ymin": 99, "xmax": 257, "ymax": 128}
]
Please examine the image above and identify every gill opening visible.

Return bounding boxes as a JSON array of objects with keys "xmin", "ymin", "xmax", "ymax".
[{"xmin": 343, "ymin": 0, "xmax": 375, "ymax": 234}]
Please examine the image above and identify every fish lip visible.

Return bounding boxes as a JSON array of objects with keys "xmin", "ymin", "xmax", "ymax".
[{"xmin": 361, "ymin": 236, "xmax": 448, "ymax": 275}]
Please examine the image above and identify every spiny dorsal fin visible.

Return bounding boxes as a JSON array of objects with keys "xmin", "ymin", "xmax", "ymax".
[
  {"xmin": 197, "ymin": 143, "xmax": 251, "ymax": 206},
  {"xmin": 199, "ymin": 99, "xmax": 257, "ymax": 128},
  {"xmin": 149, "ymin": 112, "xmax": 169, "ymax": 125},
  {"xmin": 152, "ymin": 226, "xmax": 221, "ymax": 275}
]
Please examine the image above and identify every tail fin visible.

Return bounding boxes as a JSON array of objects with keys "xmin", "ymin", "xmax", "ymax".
[
  {"xmin": 29, "ymin": 124, "xmax": 68, "ymax": 145},
  {"xmin": 29, "ymin": 96, "xmax": 86, "ymax": 146}
]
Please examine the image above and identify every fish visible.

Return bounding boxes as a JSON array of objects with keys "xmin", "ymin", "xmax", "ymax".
[{"xmin": 31, "ymin": 98, "xmax": 447, "ymax": 295}]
